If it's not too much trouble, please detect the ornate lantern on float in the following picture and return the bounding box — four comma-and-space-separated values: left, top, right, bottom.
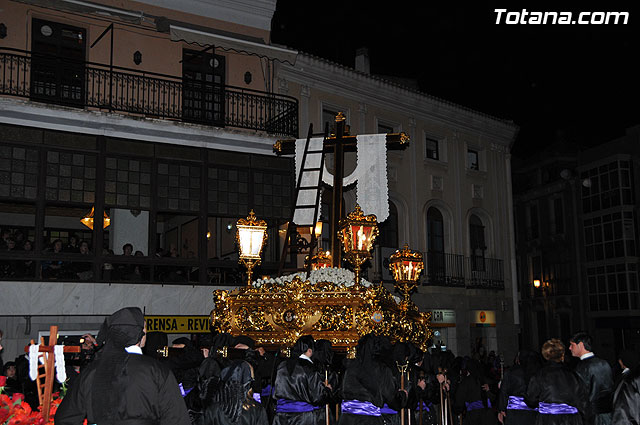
389, 244, 424, 307
338, 204, 379, 285
236, 210, 268, 286
310, 250, 332, 270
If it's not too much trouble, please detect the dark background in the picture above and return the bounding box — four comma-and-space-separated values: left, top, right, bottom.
271, 1, 640, 159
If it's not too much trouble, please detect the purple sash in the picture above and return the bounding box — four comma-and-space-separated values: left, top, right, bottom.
254, 385, 273, 403
507, 396, 536, 411
538, 402, 578, 415
341, 400, 382, 416
276, 398, 320, 413
417, 400, 432, 412
179, 383, 193, 397
465, 399, 491, 411
380, 403, 397, 414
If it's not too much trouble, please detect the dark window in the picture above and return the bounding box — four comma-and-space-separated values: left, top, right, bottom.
426, 138, 439, 160
427, 207, 446, 281
553, 198, 564, 234
528, 204, 539, 239
467, 149, 479, 170
378, 201, 399, 248
31, 18, 86, 106
182, 49, 225, 125
469, 214, 486, 271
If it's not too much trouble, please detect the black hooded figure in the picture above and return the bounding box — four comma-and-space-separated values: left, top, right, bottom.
273, 335, 332, 425
55, 307, 190, 425
337, 334, 408, 425
198, 360, 269, 425
497, 349, 543, 425
453, 358, 499, 425
311, 339, 340, 425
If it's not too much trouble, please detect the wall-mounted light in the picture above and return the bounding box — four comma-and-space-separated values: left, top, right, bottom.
133, 50, 142, 65
244, 71, 252, 84
0, 23, 7, 39
226, 222, 233, 233
533, 279, 541, 288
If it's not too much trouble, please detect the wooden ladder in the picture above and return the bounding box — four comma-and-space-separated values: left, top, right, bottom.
277, 122, 328, 275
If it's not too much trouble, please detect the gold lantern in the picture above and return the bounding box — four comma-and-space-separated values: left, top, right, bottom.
80, 207, 111, 230
310, 250, 332, 270
236, 210, 268, 286
389, 244, 424, 306
338, 204, 379, 285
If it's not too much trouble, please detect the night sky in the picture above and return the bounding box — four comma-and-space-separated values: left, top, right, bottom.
271, 1, 640, 159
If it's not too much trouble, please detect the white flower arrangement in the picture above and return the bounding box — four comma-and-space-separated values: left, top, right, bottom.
252, 267, 373, 288
252, 268, 402, 304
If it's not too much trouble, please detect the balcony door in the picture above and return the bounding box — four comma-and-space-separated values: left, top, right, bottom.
427, 207, 446, 280
182, 49, 225, 126
31, 18, 86, 106
470, 214, 487, 271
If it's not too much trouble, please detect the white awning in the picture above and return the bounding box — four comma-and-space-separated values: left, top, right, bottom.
169, 24, 298, 65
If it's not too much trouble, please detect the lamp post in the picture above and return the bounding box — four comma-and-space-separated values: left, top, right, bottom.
338, 204, 379, 285
532, 279, 551, 340
389, 244, 424, 308
236, 210, 268, 286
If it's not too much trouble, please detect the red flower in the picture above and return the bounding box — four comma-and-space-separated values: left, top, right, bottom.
0, 376, 6, 386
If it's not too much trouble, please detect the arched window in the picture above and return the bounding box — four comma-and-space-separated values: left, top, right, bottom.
427, 207, 444, 253
378, 201, 398, 248
470, 214, 486, 271
426, 207, 446, 283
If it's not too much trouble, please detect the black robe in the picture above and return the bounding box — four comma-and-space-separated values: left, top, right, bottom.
453, 374, 499, 425
337, 359, 407, 425
199, 396, 269, 425
55, 352, 191, 425
573, 356, 614, 425
612, 367, 640, 425
498, 366, 537, 425
273, 357, 332, 425
525, 361, 588, 425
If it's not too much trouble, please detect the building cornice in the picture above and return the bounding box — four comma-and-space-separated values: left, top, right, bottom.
279, 53, 519, 147
130, 0, 276, 31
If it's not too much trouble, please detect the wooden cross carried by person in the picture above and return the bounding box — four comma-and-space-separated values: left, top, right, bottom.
24, 325, 80, 423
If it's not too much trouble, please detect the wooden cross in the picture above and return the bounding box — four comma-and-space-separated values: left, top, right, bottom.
275, 113, 409, 266
24, 325, 81, 423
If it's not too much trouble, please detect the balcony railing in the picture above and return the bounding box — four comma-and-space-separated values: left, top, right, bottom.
0, 47, 298, 138
421, 251, 504, 289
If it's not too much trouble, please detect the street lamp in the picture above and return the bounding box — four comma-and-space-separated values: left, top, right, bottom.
389, 244, 424, 307
338, 204, 379, 285
236, 210, 268, 286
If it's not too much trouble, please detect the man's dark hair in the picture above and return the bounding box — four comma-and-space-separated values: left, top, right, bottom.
570, 331, 592, 352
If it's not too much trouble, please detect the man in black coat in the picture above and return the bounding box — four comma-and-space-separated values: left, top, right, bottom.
569, 332, 614, 425
55, 307, 190, 425
612, 364, 640, 424
273, 335, 333, 425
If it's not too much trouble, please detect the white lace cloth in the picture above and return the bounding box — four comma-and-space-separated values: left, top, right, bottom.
295, 134, 389, 223
28, 344, 67, 383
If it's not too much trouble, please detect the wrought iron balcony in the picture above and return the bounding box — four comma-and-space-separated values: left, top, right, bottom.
0, 48, 298, 138
422, 251, 505, 289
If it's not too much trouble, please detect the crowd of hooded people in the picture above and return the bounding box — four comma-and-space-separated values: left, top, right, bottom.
2, 310, 640, 425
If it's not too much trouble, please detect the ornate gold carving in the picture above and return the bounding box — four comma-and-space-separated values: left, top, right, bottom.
211, 273, 432, 352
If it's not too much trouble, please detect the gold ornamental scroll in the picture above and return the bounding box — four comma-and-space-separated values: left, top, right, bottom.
211, 274, 432, 353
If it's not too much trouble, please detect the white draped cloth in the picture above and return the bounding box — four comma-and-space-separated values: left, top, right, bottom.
28, 344, 67, 383
294, 134, 389, 224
